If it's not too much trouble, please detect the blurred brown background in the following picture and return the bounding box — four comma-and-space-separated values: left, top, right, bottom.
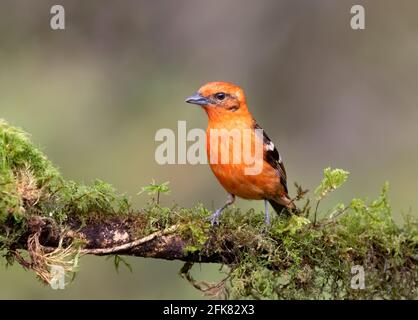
0, 0, 417, 299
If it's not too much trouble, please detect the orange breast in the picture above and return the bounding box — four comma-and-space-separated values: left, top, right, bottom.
209, 162, 281, 199
206, 121, 282, 200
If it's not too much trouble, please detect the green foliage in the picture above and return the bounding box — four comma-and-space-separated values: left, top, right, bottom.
138, 180, 170, 205
181, 220, 210, 254
217, 180, 417, 299
0, 120, 60, 223
315, 168, 349, 200
176, 170, 417, 299
276, 215, 311, 235
311, 167, 350, 224
50, 179, 131, 223
0, 120, 417, 299
0, 120, 131, 255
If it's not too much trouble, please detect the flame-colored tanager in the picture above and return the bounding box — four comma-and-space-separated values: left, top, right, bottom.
186, 82, 295, 225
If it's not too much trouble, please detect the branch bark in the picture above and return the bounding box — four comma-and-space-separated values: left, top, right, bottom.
26, 216, 235, 264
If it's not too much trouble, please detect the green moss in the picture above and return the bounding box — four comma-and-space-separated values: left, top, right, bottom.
180, 220, 210, 254
176, 170, 417, 299
0, 120, 131, 252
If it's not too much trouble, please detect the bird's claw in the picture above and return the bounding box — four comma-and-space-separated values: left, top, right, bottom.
264, 216, 270, 226
209, 217, 219, 226
207, 209, 222, 226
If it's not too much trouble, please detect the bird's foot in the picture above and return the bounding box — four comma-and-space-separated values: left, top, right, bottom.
261, 218, 271, 234
208, 209, 223, 226
264, 213, 270, 226
264, 199, 271, 226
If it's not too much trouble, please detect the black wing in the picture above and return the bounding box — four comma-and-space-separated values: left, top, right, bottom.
254, 123, 288, 193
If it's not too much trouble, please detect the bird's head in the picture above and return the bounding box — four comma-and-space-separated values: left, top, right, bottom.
185, 82, 249, 120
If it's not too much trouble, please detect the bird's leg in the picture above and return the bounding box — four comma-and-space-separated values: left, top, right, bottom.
209, 193, 235, 225
264, 199, 270, 225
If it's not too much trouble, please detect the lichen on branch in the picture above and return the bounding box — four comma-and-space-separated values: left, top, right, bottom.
0, 119, 417, 299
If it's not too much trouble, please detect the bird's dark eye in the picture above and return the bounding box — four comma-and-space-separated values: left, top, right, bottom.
215, 92, 226, 100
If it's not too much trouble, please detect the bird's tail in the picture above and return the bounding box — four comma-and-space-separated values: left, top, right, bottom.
269, 197, 296, 216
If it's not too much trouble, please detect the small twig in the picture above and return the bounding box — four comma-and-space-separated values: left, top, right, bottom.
71, 193, 89, 203
48, 185, 64, 198
320, 207, 349, 227
302, 199, 311, 218
79, 224, 180, 255
313, 200, 321, 226
180, 261, 230, 299
41, 224, 180, 255
12, 250, 32, 269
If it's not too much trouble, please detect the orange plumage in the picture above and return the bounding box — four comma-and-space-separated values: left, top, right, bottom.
186, 81, 294, 224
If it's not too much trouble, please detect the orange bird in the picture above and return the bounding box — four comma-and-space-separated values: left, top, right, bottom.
186, 81, 295, 225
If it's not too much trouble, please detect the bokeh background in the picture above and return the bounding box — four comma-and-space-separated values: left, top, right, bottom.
1, 0, 417, 299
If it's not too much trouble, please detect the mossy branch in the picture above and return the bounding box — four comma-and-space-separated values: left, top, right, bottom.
23, 217, 229, 263
1, 119, 417, 299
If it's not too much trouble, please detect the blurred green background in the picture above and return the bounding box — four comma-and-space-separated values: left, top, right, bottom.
1, 0, 417, 299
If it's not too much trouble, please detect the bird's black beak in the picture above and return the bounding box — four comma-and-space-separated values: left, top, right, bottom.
185, 93, 210, 106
